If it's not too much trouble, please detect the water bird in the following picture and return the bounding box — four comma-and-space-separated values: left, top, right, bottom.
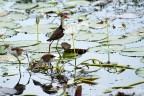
47, 13, 69, 55
37, 53, 55, 73
39, 53, 55, 65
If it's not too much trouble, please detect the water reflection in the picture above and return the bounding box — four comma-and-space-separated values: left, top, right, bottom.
14, 71, 31, 95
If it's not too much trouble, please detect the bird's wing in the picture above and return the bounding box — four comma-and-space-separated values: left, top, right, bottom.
48, 26, 64, 41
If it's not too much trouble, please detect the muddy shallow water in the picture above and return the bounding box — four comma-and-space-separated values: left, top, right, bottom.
0, 0, 144, 96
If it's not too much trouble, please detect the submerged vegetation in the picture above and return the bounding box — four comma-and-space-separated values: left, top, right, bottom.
0, 0, 144, 95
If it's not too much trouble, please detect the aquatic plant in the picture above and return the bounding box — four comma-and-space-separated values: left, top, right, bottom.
36, 16, 40, 43
64, 26, 79, 68
0, 29, 6, 44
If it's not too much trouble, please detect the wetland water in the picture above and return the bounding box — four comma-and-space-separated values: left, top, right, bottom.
0, 0, 144, 96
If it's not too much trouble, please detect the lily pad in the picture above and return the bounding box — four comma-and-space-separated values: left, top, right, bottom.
11, 3, 38, 10
117, 12, 139, 19
0, 21, 21, 29
33, 7, 58, 14
140, 57, 144, 63
2, 29, 17, 38
88, 20, 107, 29
0, 54, 25, 62
69, 13, 88, 20
135, 67, 144, 78
0, 10, 9, 17
99, 35, 142, 45
0, 40, 40, 48
121, 46, 144, 52
15, 24, 57, 34
75, 33, 106, 41
65, 0, 90, 6
120, 46, 144, 57
22, 43, 60, 53
0, 46, 7, 55
0, 86, 16, 95
127, 28, 144, 36
89, 44, 125, 53
8, 11, 29, 21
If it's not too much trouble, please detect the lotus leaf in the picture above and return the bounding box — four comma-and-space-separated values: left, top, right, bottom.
15, 24, 57, 34
135, 67, 144, 78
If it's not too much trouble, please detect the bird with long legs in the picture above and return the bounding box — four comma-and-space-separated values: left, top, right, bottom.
4, 44, 30, 77
47, 13, 69, 58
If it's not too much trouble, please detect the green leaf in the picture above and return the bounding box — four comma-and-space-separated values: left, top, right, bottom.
135, 67, 144, 78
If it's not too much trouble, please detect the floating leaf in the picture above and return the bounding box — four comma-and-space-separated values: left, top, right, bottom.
0, 54, 25, 62
75, 33, 106, 41
117, 12, 139, 19
69, 13, 88, 20
64, 0, 90, 6
33, 7, 58, 14
120, 46, 144, 57
88, 20, 107, 29
0, 21, 21, 29
2, 40, 40, 48
127, 28, 144, 36
135, 67, 144, 78
89, 44, 125, 53
22, 43, 59, 53
2, 28, 17, 38
15, 24, 57, 34
62, 52, 78, 59
140, 57, 144, 63
0, 45, 7, 55
11, 3, 38, 10
99, 35, 142, 45
0, 10, 9, 17
0, 87, 16, 95
9, 11, 28, 21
